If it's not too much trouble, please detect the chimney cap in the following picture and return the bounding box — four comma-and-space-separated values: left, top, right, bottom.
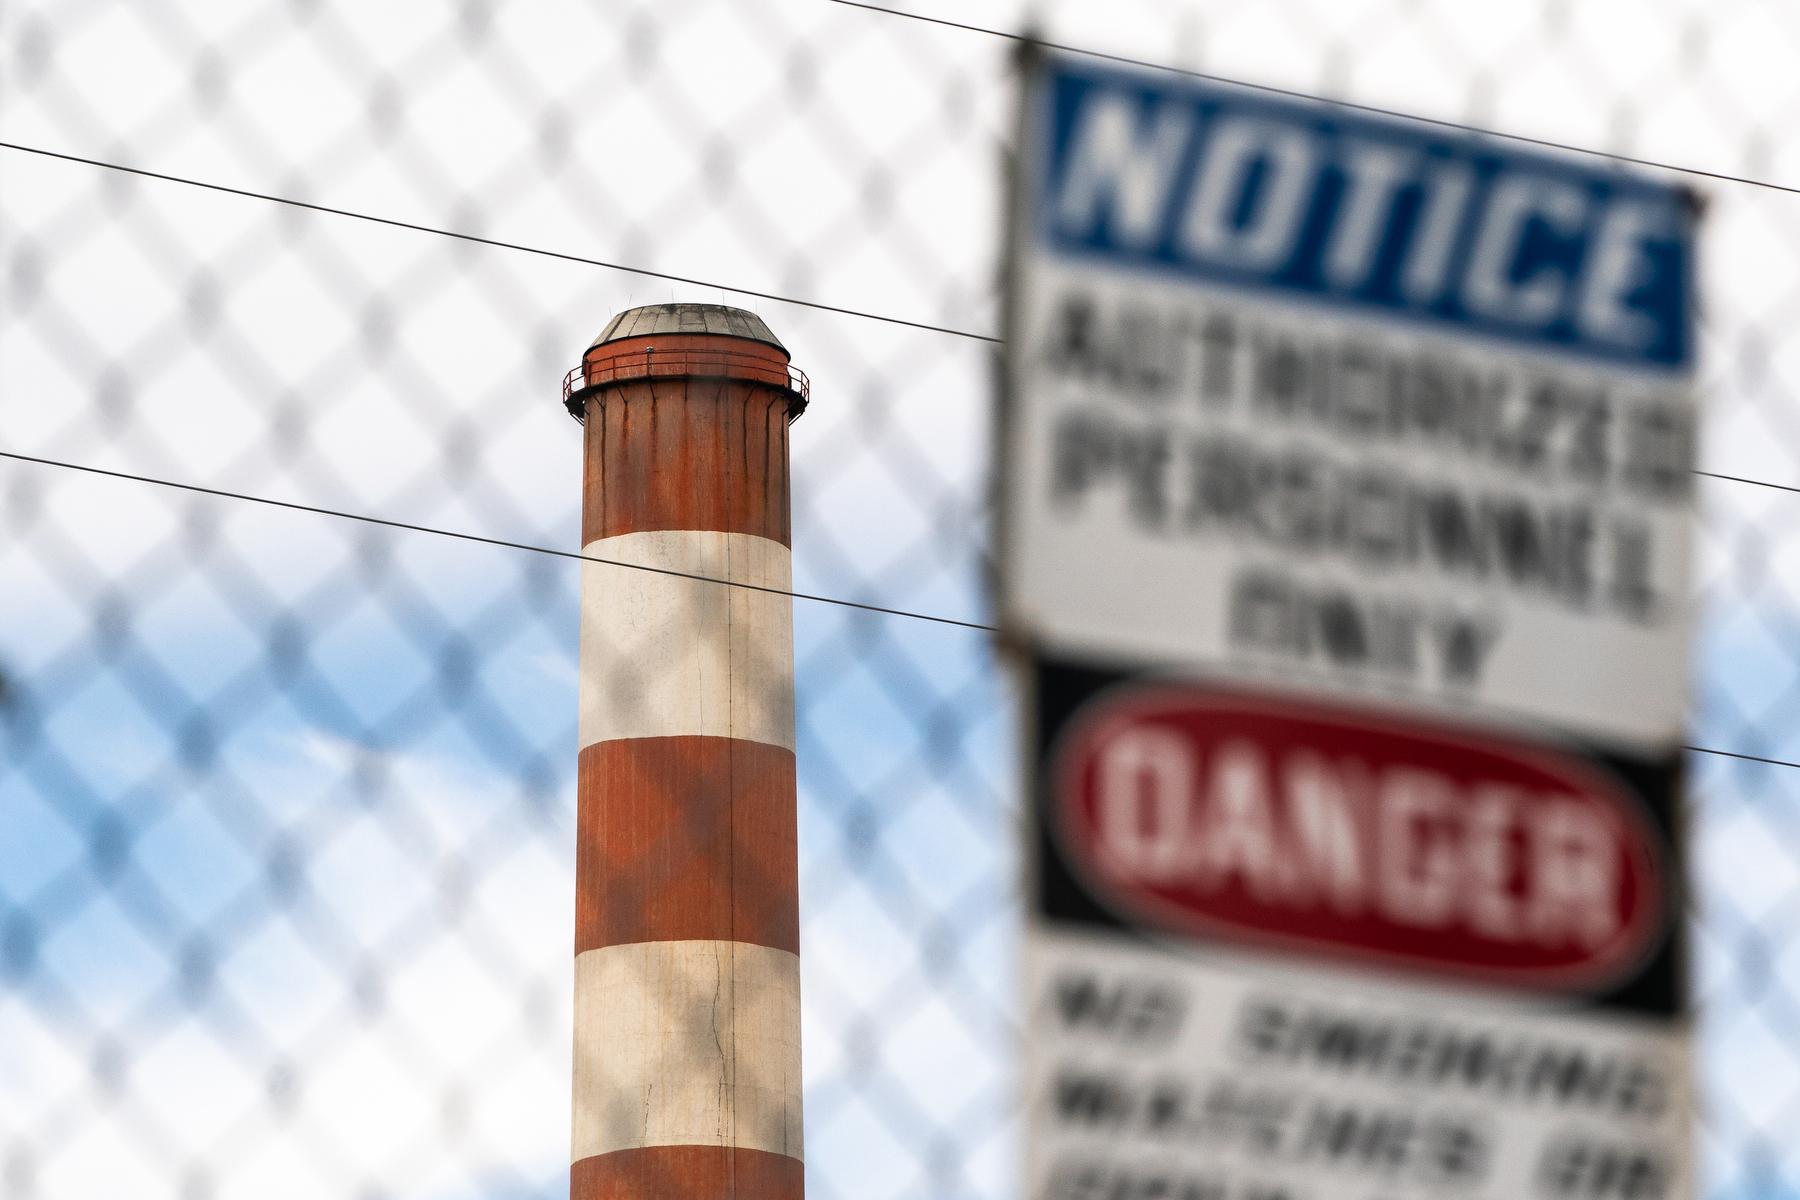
590, 303, 787, 353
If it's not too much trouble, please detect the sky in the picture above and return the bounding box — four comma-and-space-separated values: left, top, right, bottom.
3, 0, 1800, 1197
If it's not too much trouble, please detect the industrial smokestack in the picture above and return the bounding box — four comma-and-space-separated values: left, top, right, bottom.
564, 304, 809, 1198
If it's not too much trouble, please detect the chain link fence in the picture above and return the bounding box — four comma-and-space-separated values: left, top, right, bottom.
1, 1, 1797, 1197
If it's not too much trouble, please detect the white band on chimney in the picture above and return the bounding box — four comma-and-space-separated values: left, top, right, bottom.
578, 530, 795, 751
571, 939, 804, 1162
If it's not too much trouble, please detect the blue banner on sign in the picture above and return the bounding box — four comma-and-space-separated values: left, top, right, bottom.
1032, 56, 1695, 371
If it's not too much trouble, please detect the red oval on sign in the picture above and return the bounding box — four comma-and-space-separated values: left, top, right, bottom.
1055, 687, 1665, 992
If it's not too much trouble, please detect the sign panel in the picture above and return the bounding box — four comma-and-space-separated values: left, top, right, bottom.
1025, 660, 1688, 1200
1001, 50, 1699, 748
1002, 47, 1699, 1200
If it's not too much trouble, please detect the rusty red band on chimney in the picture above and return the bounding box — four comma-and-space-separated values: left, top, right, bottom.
566, 303, 806, 1199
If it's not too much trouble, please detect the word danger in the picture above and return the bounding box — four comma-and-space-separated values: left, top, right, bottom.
1037, 62, 1693, 369
1055, 687, 1662, 990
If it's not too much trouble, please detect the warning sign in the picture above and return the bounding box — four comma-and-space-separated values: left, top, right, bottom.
1025, 931, 1690, 1200
1026, 660, 1689, 1200
1001, 47, 1698, 1200
1048, 680, 1671, 994
1000, 49, 1699, 748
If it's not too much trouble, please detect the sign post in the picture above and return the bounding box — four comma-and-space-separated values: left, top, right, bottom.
1001, 46, 1699, 1200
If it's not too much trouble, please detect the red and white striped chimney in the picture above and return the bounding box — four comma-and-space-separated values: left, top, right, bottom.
564, 304, 808, 1199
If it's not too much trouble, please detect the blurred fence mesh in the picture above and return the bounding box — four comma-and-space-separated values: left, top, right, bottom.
2, 1, 1798, 1198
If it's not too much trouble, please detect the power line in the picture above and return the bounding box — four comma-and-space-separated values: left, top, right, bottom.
1686, 744, 1800, 771
12, 134, 1800, 485
6, 142, 1800, 501
825, 0, 1800, 199
0, 141, 1001, 346
5, 447, 1797, 771
1696, 469, 1800, 496
7, 441, 1795, 628
0, 449, 995, 633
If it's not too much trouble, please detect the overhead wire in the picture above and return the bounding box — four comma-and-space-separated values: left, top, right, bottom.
0, 449, 994, 633
9, 139, 1800, 501
3, 447, 1794, 771
0, 141, 1000, 346
822, 0, 1800, 198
